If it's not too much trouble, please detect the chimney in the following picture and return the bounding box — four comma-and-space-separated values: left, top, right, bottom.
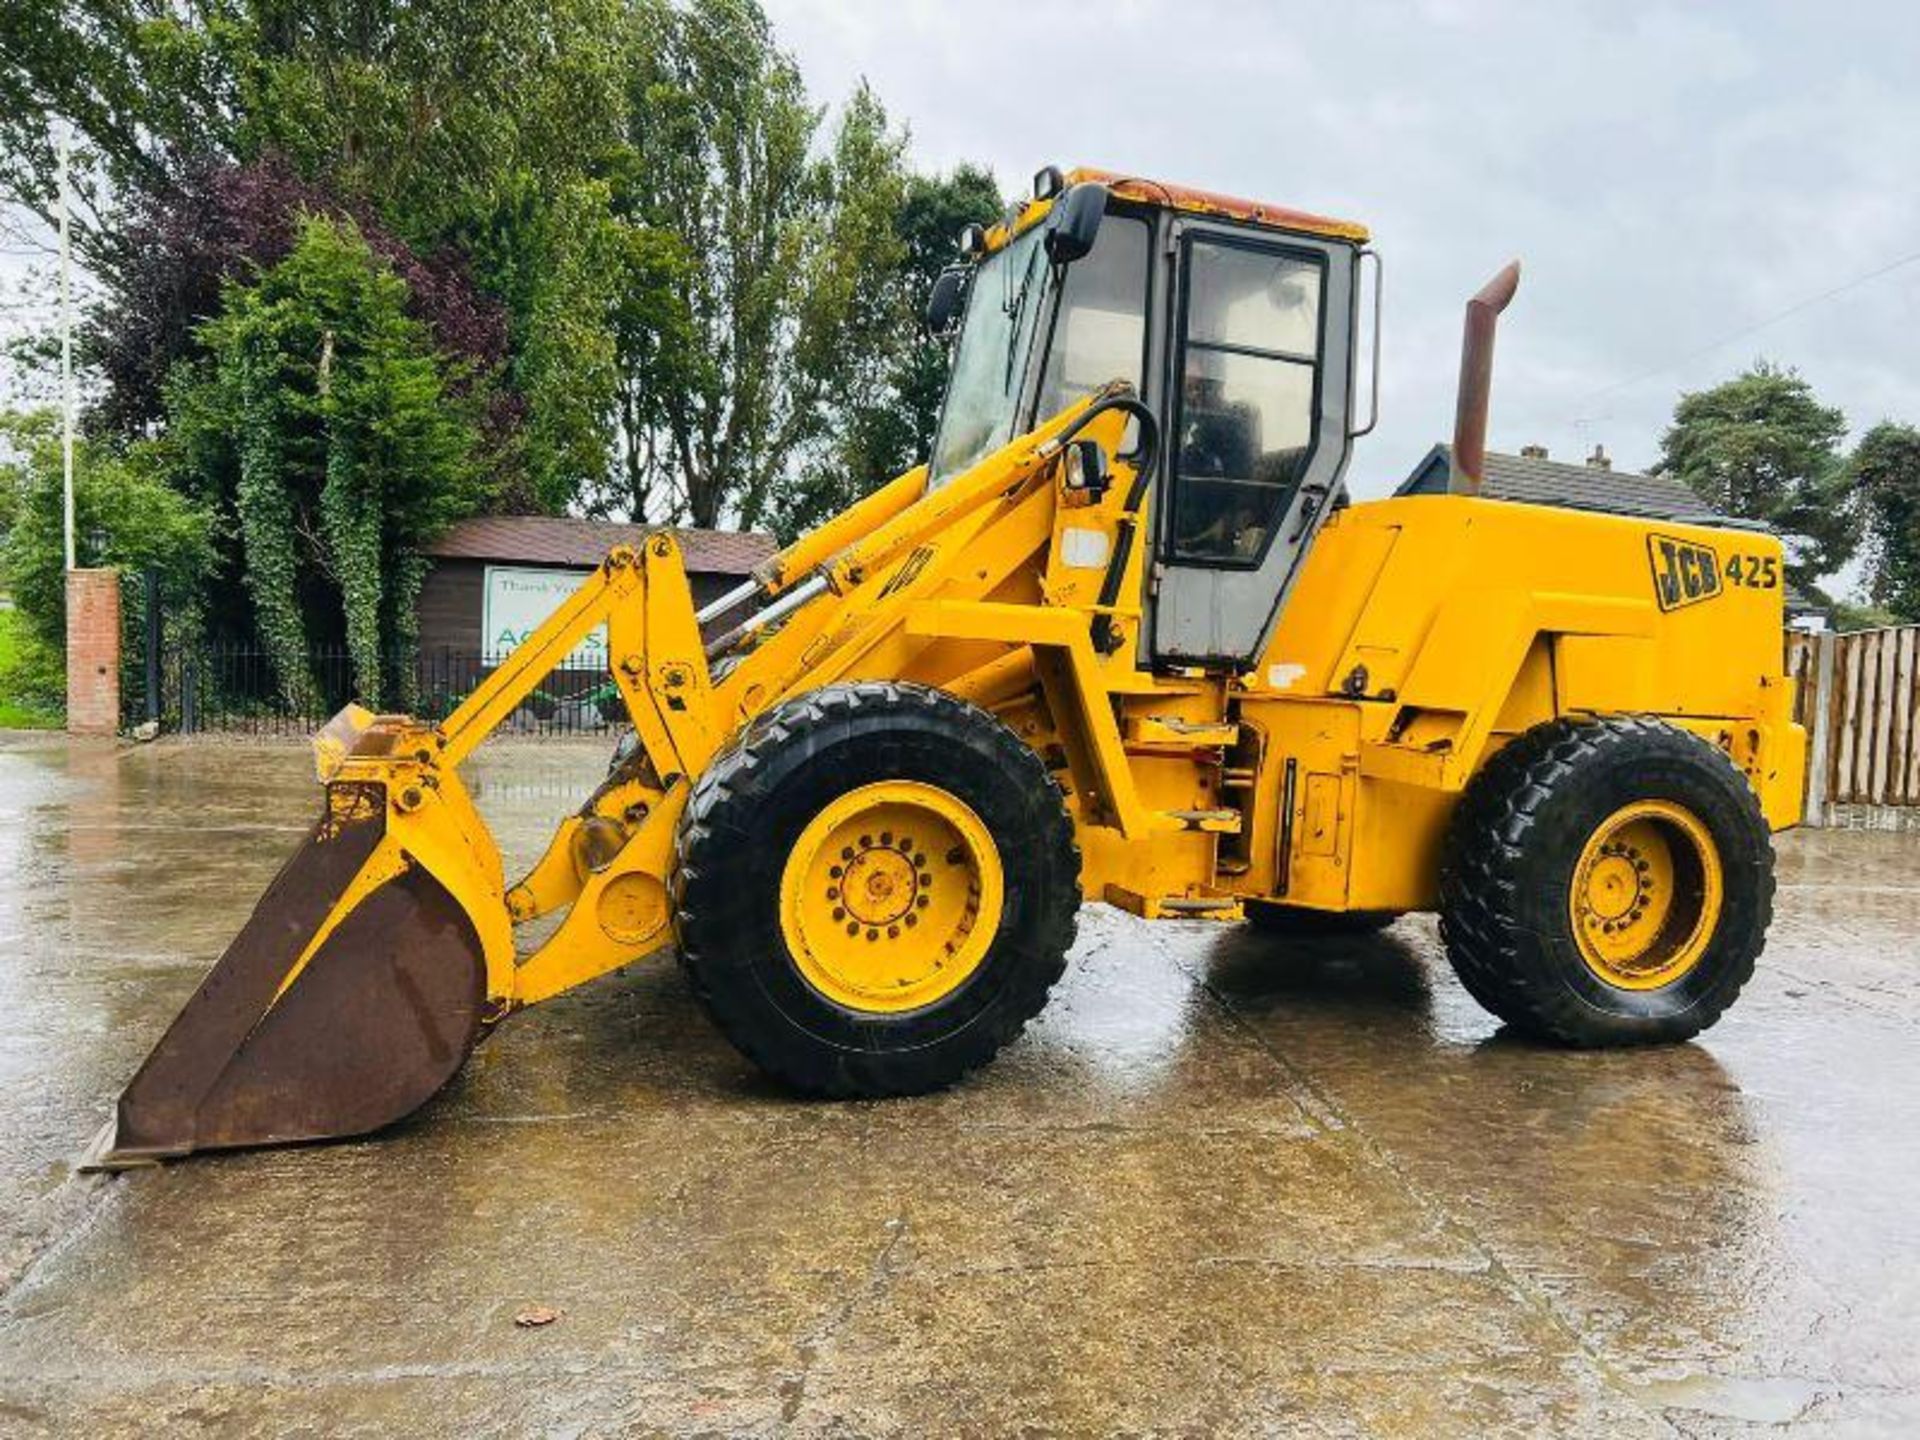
1586, 444, 1612, 471
1519, 443, 1548, 460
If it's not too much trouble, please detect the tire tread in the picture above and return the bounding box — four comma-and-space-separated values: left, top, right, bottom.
673, 681, 1079, 1097
1437, 715, 1774, 1045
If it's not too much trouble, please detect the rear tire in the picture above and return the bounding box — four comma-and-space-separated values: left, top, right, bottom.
1438, 715, 1773, 1046
1244, 902, 1397, 937
674, 682, 1080, 1097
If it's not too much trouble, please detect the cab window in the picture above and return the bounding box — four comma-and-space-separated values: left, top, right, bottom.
1170, 238, 1322, 564
1033, 213, 1151, 422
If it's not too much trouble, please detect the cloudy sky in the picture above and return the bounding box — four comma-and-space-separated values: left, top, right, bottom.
766, 0, 1920, 534
6, 2, 1915, 596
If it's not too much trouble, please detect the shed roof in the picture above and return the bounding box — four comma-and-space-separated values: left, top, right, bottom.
425, 516, 775, 575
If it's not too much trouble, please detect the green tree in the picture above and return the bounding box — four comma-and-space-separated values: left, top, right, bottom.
1, 0, 628, 256
0, 1, 244, 250
617, 0, 910, 528
454, 170, 682, 516
891, 167, 1005, 460
1848, 421, 1920, 621
5, 0, 646, 524
8, 0, 990, 551
1, 408, 212, 657
764, 164, 1003, 541
186, 215, 487, 704
235, 0, 631, 244
1657, 361, 1858, 589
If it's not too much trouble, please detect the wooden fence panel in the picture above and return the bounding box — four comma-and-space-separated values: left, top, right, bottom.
1894, 628, 1916, 802
1907, 628, 1920, 804
1872, 631, 1898, 800
1785, 632, 1818, 729
1835, 633, 1862, 802
1812, 624, 1920, 813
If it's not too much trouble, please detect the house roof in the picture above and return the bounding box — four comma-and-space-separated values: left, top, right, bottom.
425, 516, 775, 576
1399, 444, 1744, 525
1397, 444, 1825, 616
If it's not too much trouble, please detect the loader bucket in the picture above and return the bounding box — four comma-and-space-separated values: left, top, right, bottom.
82, 781, 488, 1168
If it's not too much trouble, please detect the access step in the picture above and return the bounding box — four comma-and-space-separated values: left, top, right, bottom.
1103, 885, 1244, 922
1161, 807, 1242, 834
1124, 715, 1240, 749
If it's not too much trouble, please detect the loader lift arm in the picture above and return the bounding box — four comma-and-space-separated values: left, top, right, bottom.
86, 387, 1151, 1167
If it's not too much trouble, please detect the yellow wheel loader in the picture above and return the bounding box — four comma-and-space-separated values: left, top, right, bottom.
87, 165, 1804, 1166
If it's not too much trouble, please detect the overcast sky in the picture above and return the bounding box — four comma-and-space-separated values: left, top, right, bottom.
6, 2, 1915, 597
766, 0, 1920, 533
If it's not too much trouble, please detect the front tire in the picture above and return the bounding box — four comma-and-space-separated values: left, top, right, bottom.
1438, 716, 1773, 1046
674, 682, 1080, 1097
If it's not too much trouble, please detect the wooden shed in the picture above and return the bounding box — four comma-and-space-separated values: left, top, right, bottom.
417, 516, 775, 657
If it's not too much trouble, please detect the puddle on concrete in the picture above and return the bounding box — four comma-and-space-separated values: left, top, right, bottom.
1633, 1372, 1832, 1424
0, 738, 1915, 1432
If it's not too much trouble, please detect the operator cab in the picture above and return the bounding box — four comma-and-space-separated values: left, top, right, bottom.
926, 165, 1376, 670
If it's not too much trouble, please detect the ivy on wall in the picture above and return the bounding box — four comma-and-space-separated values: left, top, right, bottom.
191, 215, 489, 707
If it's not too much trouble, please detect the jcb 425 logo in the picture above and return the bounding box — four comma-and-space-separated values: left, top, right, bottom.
1647, 534, 1721, 612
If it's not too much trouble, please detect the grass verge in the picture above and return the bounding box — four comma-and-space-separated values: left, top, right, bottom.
0, 606, 63, 730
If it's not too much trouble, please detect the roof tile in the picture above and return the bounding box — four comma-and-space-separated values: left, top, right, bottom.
425, 516, 775, 575
1396, 445, 1825, 615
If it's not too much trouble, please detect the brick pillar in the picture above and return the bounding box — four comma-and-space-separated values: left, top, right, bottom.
65, 568, 121, 737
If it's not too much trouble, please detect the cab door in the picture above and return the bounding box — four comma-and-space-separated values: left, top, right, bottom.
1148, 223, 1358, 667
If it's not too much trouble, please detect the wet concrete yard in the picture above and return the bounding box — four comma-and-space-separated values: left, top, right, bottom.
1, 733, 1917, 1435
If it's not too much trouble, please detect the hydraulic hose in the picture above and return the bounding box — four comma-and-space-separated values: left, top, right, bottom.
1049, 394, 1161, 654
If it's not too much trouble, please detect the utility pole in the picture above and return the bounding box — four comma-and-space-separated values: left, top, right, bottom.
58, 123, 75, 571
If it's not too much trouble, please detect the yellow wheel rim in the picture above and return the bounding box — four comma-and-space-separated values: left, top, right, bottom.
1569, 799, 1724, 990
779, 781, 1005, 1013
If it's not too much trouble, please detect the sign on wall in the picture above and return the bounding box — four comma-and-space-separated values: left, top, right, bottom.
482, 566, 608, 669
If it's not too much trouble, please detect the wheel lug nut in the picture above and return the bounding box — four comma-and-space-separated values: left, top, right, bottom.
833, 907, 846, 921
866, 928, 879, 942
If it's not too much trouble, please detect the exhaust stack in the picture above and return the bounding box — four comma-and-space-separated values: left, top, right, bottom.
1448, 261, 1522, 496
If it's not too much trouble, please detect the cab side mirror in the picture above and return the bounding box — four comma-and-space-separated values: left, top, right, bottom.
925, 265, 968, 338
1044, 182, 1109, 266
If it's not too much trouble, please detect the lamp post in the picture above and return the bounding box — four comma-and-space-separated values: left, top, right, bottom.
58, 123, 75, 571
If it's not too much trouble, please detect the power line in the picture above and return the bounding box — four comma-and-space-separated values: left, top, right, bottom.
1566, 242, 1920, 422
